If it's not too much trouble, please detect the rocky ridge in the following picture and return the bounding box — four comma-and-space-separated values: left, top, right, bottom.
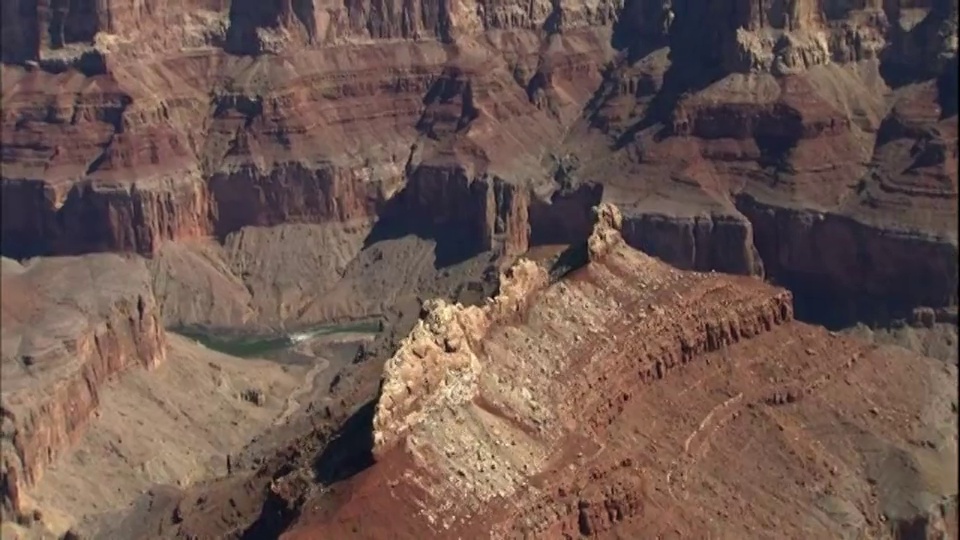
372, 203, 624, 457
0, 255, 166, 519
283, 203, 958, 539
373, 258, 550, 456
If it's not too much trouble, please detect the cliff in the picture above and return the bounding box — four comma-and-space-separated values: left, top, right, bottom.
372, 203, 627, 455
0, 254, 166, 517
0, 0, 957, 324
284, 203, 958, 539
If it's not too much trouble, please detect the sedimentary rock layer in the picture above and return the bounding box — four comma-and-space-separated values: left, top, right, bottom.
0, 255, 166, 515
1, 1, 957, 317
283, 203, 958, 539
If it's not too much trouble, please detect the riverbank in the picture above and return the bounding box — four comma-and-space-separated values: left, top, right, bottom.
171, 319, 382, 359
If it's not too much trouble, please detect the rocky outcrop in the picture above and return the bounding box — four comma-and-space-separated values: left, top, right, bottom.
0, 255, 166, 516
586, 202, 624, 260
286, 201, 956, 540
372, 255, 549, 455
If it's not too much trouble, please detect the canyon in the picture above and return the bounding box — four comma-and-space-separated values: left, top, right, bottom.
0, 0, 957, 538
54, 203, 955, 539
1, 0, 956, 324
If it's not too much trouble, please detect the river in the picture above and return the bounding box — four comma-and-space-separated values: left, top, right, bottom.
172, 320, 381, 359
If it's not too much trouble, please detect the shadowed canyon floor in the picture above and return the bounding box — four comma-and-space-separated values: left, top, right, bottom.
1, 0, 958, 538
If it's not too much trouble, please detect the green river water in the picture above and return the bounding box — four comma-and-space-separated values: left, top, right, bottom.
173, 320, 381, 358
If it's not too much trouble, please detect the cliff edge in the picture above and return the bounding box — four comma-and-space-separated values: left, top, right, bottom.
0, 255, 166, 519
285, 203, 958, 538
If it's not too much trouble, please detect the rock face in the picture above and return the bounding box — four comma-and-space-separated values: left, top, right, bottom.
283, 203, 958, 539
739, 194, 959, 322
373, 257, 549, 455
1, 0, 956, 324
0, 255, 166, 517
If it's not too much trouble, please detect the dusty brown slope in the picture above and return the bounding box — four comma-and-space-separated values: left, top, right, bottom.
0, 253, 366, 539
0, 255, 165, 517
283, 204, 958, 540
17, 333, 305, 539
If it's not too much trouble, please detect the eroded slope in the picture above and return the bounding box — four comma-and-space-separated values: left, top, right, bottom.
0, 255, 165, 520
284, 204, 958, 539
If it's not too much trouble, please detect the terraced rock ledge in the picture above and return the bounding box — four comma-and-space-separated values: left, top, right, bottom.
283, 204, 958, 539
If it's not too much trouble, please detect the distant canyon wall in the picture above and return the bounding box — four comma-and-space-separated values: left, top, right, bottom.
4, 166, 954, 322
1, 0, 956, 320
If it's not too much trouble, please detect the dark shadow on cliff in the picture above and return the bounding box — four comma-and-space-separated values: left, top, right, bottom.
361, 189, 487, 269
312, 400, 376, 485
608, 11, 730, 150
238, 401, 376, 538
778, 275, 917, 330
610, 59, 724, 150
0, 236, 45, 261
363, 214, 485, 269
239, 485, 300, 540
35, 49, 108, 76
935, 56, 958, 119
547, 240, 590, 282
878, 7, 956, 94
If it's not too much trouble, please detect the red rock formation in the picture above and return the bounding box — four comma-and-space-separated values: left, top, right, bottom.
209, 163, 385, 238
528, 183, 604, 247
0, 0, 956, 320
738, 194, 959, 321
279, 203, 957, 540
620, 210, 763, 275
389, 164, 532, 256
0, 255, 166, 516
1, 177, 211, 258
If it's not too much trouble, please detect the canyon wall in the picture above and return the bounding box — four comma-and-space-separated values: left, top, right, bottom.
739, 195, 958, 322
0, 255, 166, 517
1, 0, 957, 324
619, 210, 763, 276
0, 177, 211, 259
384, 164, 533, 256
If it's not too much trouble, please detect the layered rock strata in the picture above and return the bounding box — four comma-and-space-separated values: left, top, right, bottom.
284, 203, 958, 539
0, 255, 166, 516
1, 1, 957, 320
